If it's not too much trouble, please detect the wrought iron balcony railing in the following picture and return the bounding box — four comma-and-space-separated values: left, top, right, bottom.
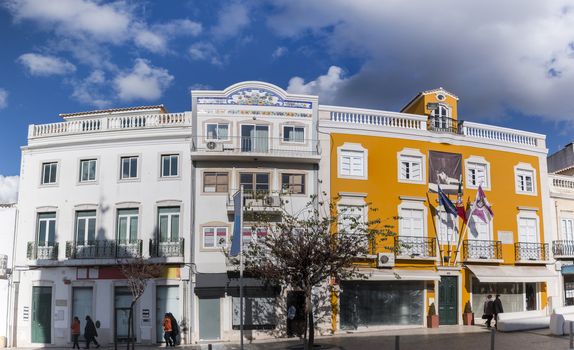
65, 240, 143, 259
149, 238, 185, 258
395, 236, 436, 258
515, 242, 548, 261
27, 242, 58, 260
553, 240, 574, 257
463, 240, 502, 261
427, 116, 462, 134
192, 136, 320, 158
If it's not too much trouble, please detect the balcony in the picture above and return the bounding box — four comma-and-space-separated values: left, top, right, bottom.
463, 240, 502, 262
549, 175, 574, 197
427, 116, 461, 134
515, 242, 549, 263
65, 240, 143, 259
553, 240, 574, 258
226, 190, 283, 214
149, 238, 184, 258
395, 236, 436, 260
191, 136, 321, 163
27, 242, 58, 260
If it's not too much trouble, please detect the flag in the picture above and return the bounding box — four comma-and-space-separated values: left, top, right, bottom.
455, 179, 467, 222
438, 185, 458, 217
471, 185, 494, 223
230, 190, 243, 257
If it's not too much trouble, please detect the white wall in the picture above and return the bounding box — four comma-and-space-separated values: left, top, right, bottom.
0, 205, 16, 340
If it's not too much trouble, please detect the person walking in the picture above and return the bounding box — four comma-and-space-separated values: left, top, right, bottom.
162, 313, 173, 347
493, 294, 504, 329
168, 313, 179, 346
71, 316, 81, 349
84, 316, 100, 349
483, 294, 494, 328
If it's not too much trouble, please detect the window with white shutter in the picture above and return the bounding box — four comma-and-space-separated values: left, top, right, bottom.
400, 208, 424, 237
339, 149, 365, 178
400, 155, 422, 181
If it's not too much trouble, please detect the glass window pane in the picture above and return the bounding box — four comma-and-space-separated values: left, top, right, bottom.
122, 158, 130, 179
38, 221, 47, 245
50, 163, 57, 182
218, 124, 229, 139
170, 155, 178, 176
48, 220, 56, 244
88, 218, 96, 242
171, 214, 179, 240
206, 124, 217, 139
89, 160, 96, 180
77, 218, 86, 244
159, 216, 168, 242
130, 216, 138, 242
204, 228, 214, 248
130, 158, 137, 178
118, 217, 127, 241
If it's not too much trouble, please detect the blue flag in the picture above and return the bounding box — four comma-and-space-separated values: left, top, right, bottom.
438, 185, 458, 217
230, 191, 242, 257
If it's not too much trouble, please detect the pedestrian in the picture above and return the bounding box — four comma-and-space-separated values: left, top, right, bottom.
162, 313, 173, 347
84, 316, 100, 349
483, 294, 494, 328
168, 313, 179, 346
71, 316, 81, 349
493, 294, 504, 329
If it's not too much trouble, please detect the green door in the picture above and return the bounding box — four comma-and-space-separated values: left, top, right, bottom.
439, 276, 458, 325
32, 286, 52, 343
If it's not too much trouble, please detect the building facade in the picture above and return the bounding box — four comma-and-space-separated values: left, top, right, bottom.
13, 106, 192, 347
320, 88, 557, 330
0, 203, 17, 346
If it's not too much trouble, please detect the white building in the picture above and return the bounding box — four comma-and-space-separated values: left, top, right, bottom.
13, 106, 192, 347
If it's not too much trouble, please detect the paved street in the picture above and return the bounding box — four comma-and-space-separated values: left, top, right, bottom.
11, 326, 574, 350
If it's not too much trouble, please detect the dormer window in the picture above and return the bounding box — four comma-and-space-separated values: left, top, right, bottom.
430, 104, 453, 132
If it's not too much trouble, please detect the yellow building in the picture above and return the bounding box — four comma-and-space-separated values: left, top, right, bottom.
320, 88, 556, 330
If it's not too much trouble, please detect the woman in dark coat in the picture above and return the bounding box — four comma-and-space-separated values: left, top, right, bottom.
483, 295, 495, 328
493, 295, 504, 329
84, 316, 100, 349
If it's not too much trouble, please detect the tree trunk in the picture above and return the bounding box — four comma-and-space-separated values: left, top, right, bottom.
127, 300, 136, 350
304, 290, 314, 350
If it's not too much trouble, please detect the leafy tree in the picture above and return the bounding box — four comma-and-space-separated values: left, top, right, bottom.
119, 258, 164, 350
237, 192, 395, 350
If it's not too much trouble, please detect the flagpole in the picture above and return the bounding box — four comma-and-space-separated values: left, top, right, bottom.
453, 204, 475, 265
239, 186, 244, 350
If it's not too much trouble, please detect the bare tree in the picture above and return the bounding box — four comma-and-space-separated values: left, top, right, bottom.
238, 193, 395, 350
119, 258, 164, 350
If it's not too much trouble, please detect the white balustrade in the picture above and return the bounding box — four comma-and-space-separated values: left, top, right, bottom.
29, 112, 189, 138
551, 175, 574, 190
461, 122, 541, 147
329, 109, 426, 130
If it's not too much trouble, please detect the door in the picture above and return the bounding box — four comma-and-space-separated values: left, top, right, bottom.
241, 125, 269, 152
286, 291, 306, 336
72, 287, 93, 340
198, 298, 220, 340
439, 276, 458, 325
32, 286, 52, 343
518, 217, 538, 243
115, 287, 133, 342
156, 286, 180, 343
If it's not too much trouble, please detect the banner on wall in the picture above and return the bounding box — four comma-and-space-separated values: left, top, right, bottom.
429, 150, 462, 194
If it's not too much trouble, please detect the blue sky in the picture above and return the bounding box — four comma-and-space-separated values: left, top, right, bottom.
1, 0, 574, 202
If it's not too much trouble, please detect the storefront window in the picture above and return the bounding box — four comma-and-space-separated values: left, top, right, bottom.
232, 296, 276, 330
340, 281, 424, 329
471, 279, 525, 313
565, 277, 574, 306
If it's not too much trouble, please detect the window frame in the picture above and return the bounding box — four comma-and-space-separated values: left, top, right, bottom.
36, 212, 56, 246
41, 161, 59, 185
282, 125, 305, 143
157, 207, 180, 242
514, 163, 536, 195
205, 123, 230, 141
281, 173, 306, 195
203, 171, 230, 193
465, 156, 491, 190
337, 143, 368, 180
398, 199, 428, 238
561, 215, 574, 241
116, 208, 139, 243
79, 159, 98, 183
516, 210, 540, 244
202, 226, 228, 249
160, 154, 180, 178
75, 210, 97, 246
397, 148, 425, 184
119, 155, 140, 181
239, 172, 270, 194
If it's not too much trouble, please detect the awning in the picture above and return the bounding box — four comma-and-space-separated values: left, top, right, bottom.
561, 264, 574, 275
356, 268, 441, 281
466, 265, 556, 283
194, 273, 278, 297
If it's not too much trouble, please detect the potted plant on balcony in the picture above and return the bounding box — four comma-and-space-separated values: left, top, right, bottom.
463, 301, 474, 325
427, 303, 439, 328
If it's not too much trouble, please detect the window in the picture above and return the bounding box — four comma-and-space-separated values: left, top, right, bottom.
203, 227, 227, 248
206, 123, 229, 140
79, 159, 97, 182
232, 295, 276, 330
161, 154, 179, 177
437, 210, 457, 244
120, 156, 138, 179
37, 212, 56, 246
516, 169, 534, 193
283, 126, 305, 143
240, 173, 270, 193
518, 217, 538, 243
281, 174, 305, 194
203, 172, 229, 193
562, 218, 574, 241
75, 211, 96, 245
465, 157, 490, 189
158, 207, 180, 242
117, 209, 138, 243
242, 226, 268, 248
399, 208, 424, 237
339, 150, 365, 177
338, 205, 365, 235
41, 162, 58, 184
399, 155, 422, 181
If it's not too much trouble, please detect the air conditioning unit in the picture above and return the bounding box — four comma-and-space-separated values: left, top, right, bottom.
265, 195, 281, 207
206, 141, 224, 151
377, 252, 395, 268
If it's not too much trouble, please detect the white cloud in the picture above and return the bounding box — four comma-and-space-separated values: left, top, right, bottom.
211, 1, 250, 39
18, 53, 76, 76
114, 59, 174, 101
0, 176, 19, 204
287, 66, 347, 103
155, 19, 202, 37
189, 83, 213, 91
70, 70, 111, 108
270, 1, 574, 122
272, 46, 288, 59
188, 42, 224, 66
0, 89, 7, 109
134, 30, 167, 54
134, 19, 203, 54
